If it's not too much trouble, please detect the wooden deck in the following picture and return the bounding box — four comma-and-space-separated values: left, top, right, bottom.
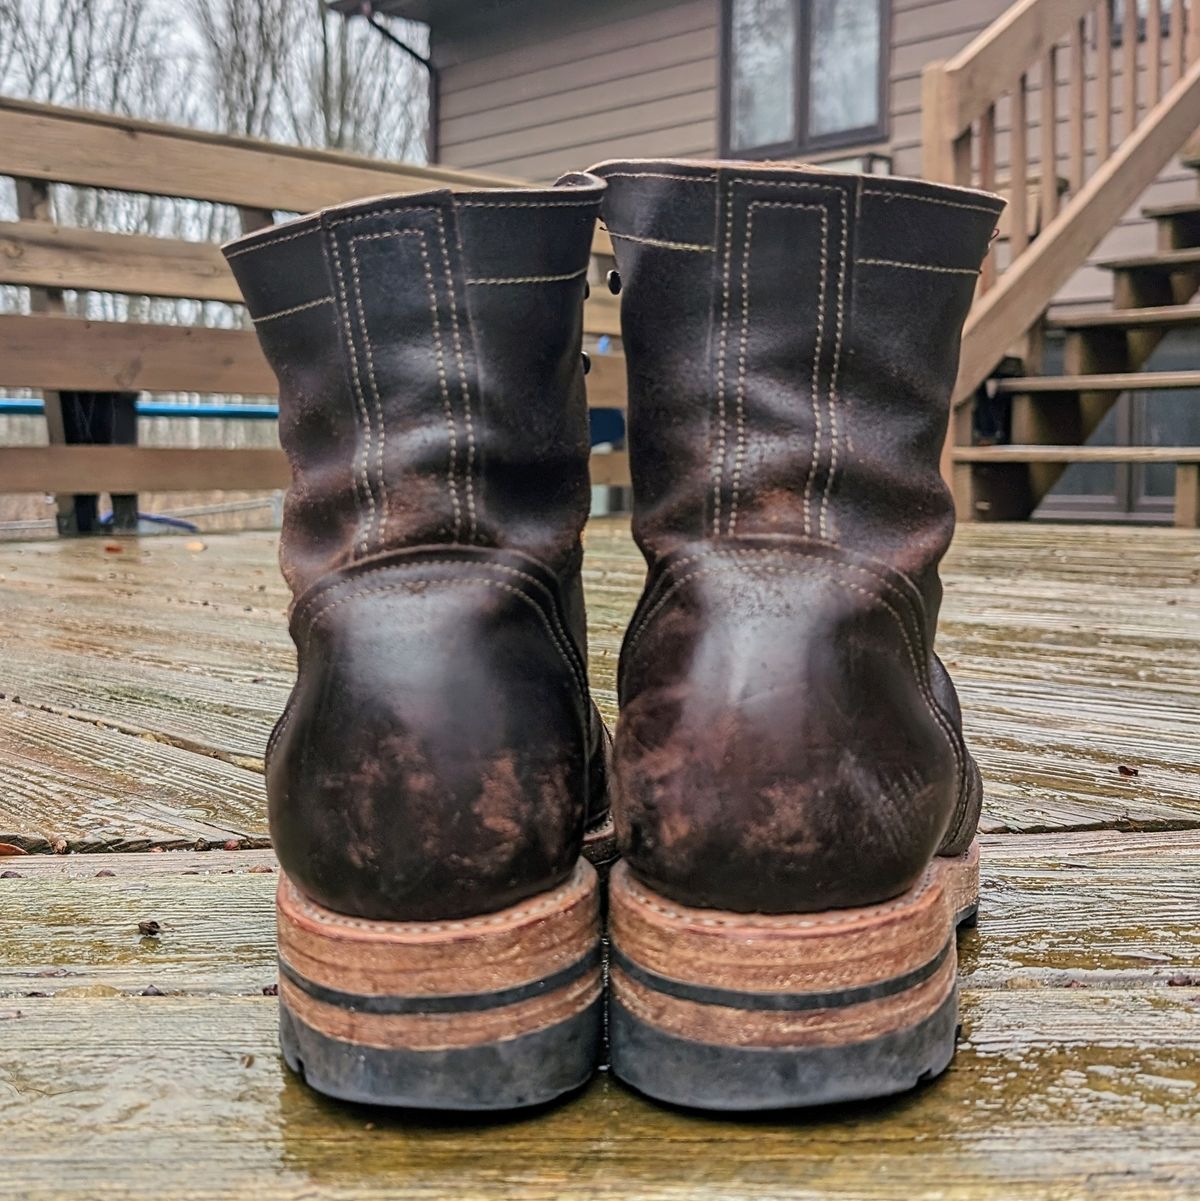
1, 518, 1199, 1199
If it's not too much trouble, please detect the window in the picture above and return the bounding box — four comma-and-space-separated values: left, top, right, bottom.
721, 0, 889, 157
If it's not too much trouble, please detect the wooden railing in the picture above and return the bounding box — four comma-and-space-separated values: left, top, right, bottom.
923, 0, 1200, 413
0, 97, 628, 532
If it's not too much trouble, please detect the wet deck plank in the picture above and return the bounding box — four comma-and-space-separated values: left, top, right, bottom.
5, 831, 1200, 997
0, 519, 1196, 847
1, 991, 1199, 1200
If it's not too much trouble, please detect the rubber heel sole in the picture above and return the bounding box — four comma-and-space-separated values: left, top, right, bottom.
608, 840, 980, 1111
276, 859, 603, 1110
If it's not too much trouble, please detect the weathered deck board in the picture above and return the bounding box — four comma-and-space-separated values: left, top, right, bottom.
6, 832, 1200, 996
0, 701, 267, 851
2, 992, 1200, 1200
0, 520, 1196, 847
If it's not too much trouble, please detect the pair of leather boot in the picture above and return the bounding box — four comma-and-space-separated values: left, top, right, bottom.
225, 159, 1002, 1112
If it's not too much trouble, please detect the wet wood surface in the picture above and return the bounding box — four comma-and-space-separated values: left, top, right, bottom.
0, 519, 1199, 1197
0, 519, 1197, 846
5, 831, 1200, 999
2, 990, 1200, 1200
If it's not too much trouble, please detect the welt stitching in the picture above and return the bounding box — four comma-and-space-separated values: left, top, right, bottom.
433, 210, 478, 542
860, 187, 1003, 216
326, 228, 374, 556
620, 863, 935, 929
607, 230, 715, 253
857, 258, 979, 277
225, 225, 317, 259
465, 266, 588, 285
250, 296, 333, 324
823, 188, 849, 542
713, 179, 735, 536
282, 862, 588, 934
349, 230, 428, 548
299, 576, 587, 705
623, 557, 962, 784
292, 560, 587, 699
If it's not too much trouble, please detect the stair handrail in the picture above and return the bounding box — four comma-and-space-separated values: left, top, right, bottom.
922, 0, 1200, 407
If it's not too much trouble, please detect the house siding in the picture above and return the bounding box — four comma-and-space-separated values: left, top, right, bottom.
432, 0, 1198, 309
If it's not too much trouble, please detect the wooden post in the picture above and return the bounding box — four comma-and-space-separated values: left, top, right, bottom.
1176, 463, 1200, 527
1069, 18, 1086, 192
1041, 47, 1060, 226
921, 62, 971, 185
14, 179, 91, 535
1124, 0, 1140, 137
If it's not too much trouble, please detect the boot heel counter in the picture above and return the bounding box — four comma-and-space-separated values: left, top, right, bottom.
615, 552, 960, 913
269, 565, 590, 921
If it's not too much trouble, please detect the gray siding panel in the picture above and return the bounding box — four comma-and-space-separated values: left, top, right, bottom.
435, 0, 718, 181
434, 0, 1192, 307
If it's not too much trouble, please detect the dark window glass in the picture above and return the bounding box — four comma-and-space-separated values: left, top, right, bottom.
729, 0, 798, 152
723, 0, 887, 156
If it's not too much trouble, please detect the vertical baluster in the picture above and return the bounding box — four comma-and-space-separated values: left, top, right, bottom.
1124, 0, 1139, 136
1148, 0, 1163, 100
1011, 76, 1029, 258
979, 104, 997, 292
1098, 0, 1113, 159
1041, 47, 1059, 226
1190, 0, 1200, 63
1168, 0, 1185, 82
1070, 18, 1086, 190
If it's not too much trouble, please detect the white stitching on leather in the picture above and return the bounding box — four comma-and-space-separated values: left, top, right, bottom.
290, 559, 588, 701
225, 225, 317, 258
713, 179, 735, 536
301, 574, 587, 704
326, 229, 375, 556
251, 296, 333, 324
597, 172, 719, 183
728, 201, 827, 537
455, 199, 601, 208
433, 210, 478, 543
465, 266, 588, 285
350, 224, 463, 543
822, 187, 850, 542
860, 187, 1002, 216
857, 258, 979, 277
607, 230, 715, 253
350, 231, 429, 547
723, 180, 846, 539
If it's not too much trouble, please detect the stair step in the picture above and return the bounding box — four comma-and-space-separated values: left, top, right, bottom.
1141, 200, 1200, 221
953, 445, 1200, 463
1046, 303, 1200, 330
1096, 246, 1200, 272
993, 371, 1200, 394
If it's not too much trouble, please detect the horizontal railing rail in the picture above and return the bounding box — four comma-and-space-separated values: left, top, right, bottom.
0, 97, 626, 529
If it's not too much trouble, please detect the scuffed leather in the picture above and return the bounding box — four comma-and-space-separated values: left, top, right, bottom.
224, 177, 610, 921
591, 159, 1003, 914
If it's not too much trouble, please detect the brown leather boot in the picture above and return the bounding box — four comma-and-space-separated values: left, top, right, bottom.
223, 175, 611, 1109
589, 159, 1003, 1110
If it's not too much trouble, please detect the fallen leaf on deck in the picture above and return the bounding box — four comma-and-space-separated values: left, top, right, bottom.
1117, 764, 1140, 777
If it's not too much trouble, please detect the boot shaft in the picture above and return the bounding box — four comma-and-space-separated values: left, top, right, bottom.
591, 161, 1001, 612
224, 177, 603, 598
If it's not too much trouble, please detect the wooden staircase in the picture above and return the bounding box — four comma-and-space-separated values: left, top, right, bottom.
922, 0, 1200, 527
